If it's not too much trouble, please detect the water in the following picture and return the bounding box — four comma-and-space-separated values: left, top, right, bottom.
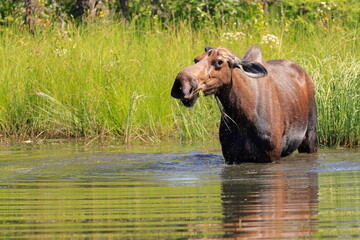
0, 141, 359, 239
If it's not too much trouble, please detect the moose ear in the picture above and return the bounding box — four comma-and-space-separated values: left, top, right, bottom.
205, 46, 213, 52
232, 58, 268, 78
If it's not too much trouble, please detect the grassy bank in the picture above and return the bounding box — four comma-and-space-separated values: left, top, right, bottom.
0, 20, 358, 146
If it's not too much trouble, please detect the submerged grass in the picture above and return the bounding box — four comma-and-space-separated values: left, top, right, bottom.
0, 21, 358, 146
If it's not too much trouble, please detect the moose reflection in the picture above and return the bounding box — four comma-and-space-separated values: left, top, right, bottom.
220, 155, 319, 239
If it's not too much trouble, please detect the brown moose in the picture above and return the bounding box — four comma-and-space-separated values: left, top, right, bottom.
171, 46, 317, 163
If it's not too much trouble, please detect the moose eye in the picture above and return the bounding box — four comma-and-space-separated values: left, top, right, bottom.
212, 59, 224, 68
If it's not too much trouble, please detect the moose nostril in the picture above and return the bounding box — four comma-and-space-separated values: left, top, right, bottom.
184, 81, 198, 99
184, 87, 193, 99
171, 80, 184, 99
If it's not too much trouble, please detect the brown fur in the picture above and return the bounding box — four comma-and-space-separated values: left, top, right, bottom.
171, 46, 317, 163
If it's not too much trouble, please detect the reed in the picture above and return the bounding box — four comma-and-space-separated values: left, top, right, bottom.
0, 20, 358, 146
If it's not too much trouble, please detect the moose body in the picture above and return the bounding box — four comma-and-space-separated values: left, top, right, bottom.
171, 46, 317, 163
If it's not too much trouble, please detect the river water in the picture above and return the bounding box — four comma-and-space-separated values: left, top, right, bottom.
0, 141, 359, 239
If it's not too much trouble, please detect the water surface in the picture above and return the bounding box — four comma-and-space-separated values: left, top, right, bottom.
0, 142, 359, 239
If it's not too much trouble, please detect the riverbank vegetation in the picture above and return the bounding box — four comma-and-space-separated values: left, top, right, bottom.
0, 0, 359, 146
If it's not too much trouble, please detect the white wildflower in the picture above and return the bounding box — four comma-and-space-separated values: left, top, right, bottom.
261, 34, 280, 49
222, 32, 246, 43
54, 47, 67, 57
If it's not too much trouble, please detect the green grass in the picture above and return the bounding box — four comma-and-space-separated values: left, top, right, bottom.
0, 20, 358, 146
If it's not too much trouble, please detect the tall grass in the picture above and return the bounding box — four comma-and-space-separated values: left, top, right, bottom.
0, 20, 358, 146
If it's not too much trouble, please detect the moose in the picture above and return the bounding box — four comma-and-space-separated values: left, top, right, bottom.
171, 46, 317, 163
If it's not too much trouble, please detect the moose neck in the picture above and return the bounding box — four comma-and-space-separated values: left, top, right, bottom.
216, 68, 257, 125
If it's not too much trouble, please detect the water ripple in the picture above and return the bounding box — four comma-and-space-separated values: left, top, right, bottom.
0, 145, 359, 239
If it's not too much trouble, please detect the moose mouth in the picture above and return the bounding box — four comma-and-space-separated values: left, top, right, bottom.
181, 92, 200, 107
